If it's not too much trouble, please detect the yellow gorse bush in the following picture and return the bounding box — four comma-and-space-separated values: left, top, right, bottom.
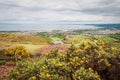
8, 40, 120, 80
3, 46, 30, 60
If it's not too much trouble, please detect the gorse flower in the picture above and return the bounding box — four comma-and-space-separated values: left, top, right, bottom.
57, 63, 62, 67
84, 45, 89, 50
31, 76, 36, 80
111, 47, 117, 51
107, 63, 111, 67
46, 73, 51, 78
80, 60, 84, 63
88, 68, 92, 71
42, 66, 45, 69
99, 46, 103, 50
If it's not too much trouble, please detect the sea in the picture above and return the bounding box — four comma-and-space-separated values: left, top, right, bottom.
0, 23, 120, 31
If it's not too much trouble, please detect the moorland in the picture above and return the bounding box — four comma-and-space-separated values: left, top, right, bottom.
0, 27, 120, 80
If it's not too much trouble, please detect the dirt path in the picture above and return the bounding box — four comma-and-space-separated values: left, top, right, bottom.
0, 63, 15, 79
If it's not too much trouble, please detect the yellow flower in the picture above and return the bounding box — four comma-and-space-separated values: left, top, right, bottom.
83, 41, 87, 46
31, 76, 36, 80
67, 62, 70, 65
70, 54, 72, 56
102, 41, 104, 45
82, 72, 86, 76
75, 57, 79, 60
75, 49, 80, 53
99, 46, 103, 50
45, 53, 49, 56
62, 54, 65, 58
46, 73, 51, 78
80, 60, 84, 63
111, 47, 117, 51
99, 59, 104, 63
82, 57, 86, 60
84, 46, 89, 50
88, 68, 92, 71
53, 59, 56, 64
94, 74, 99, 78
107, 63, 111, 67
42, 66, 45, 69
16, 71, 19, 74
58, 63, 62, 67
100, 41, 105, 45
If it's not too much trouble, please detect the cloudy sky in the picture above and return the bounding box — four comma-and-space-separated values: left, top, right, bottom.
0, 0, 120, 24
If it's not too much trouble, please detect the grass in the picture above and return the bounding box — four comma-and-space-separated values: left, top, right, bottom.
0, 33, 52, 57
35, 32, 50, 37
64, 35, 91, 44
97, 37, 114, 43
0, 33, 52, 46
16, 44, 44, 55
52, 33, 65, 40
109, 33, 120, 40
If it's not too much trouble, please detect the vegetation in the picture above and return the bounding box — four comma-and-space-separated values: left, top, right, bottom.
35, 32, 50, 37
2, 46, 30, 62
8, 40, 120, 80
109, 33, 120, 40
96, 37, 113, 43
0, 31, 120, 80
0, 31, 20, 33
73, 30, 88, 34
0, 61, 6, 65
64, 35, 91, 44
52, 33, 65, 40
0, 33, 52, 45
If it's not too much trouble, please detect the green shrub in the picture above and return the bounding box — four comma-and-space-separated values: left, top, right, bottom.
52, 33, 65, 40
109, 33, 120, 40
0, 61, 6, 65
8, 40, 120, 80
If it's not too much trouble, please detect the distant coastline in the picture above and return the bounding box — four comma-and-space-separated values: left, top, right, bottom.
0, 23, 120, 31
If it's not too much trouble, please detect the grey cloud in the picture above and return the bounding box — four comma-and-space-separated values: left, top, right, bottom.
81, 7, 120, 16
0, 0, 120, 23
80, 0, 120, 16
0, 2, 24, 9
98, 0, 118, 5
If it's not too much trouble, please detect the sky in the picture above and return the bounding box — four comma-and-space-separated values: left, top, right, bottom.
0, 0, 120, 24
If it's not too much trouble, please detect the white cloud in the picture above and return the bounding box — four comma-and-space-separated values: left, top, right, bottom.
0, 0, 120, 23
